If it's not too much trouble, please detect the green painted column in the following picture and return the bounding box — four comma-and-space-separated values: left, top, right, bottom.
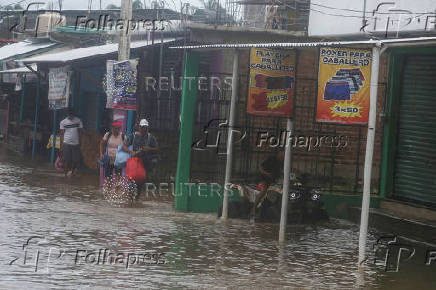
126, 110, 134, 137
175, 51, 199, 211
70, 69, 75, 109
19, 83, 26, 121
379, 53, 403, 198
32, 78, 41, 160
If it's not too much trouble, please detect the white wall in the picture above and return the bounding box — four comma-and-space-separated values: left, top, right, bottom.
308, 0, 436, 37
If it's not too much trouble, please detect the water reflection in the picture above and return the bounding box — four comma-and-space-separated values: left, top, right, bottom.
0, 149, 435, 289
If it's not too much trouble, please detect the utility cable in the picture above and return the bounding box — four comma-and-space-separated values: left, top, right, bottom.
275, 0, 434, 22
310, 1, 435, 15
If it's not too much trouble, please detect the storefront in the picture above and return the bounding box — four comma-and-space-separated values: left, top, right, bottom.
380, 46, 436, 206
173, 43, 386, 215
18, 39, 182, 173
173, 37, 436, 218
0, 40, 62, 153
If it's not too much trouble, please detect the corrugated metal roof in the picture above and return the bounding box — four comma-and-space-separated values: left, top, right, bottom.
169, 36, 436, 49
170, 40, 376, 49
21, 38, 178, 63
0, 64, 37, 74
0, 40, 59, 61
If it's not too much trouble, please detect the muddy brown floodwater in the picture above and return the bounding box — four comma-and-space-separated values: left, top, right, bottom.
0, 148, 435, 289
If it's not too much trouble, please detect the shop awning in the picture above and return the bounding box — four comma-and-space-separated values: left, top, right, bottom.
169, 36, 436, 49
20, 38, 179, 63
0, 64, 37, 74
0, 39, 60, 61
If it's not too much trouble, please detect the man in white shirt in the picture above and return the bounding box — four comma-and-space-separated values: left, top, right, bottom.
60, 108, 83, 177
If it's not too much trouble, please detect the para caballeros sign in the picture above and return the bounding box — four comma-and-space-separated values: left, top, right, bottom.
316, 47, 372, 124
247, 48, 296, 117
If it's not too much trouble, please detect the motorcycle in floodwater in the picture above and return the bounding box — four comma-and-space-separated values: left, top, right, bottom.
218, 174, 329, 223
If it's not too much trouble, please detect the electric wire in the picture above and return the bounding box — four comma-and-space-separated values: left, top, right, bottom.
275, 0, 436, 23
238, 0, 435, 22
310, 1, 435, 15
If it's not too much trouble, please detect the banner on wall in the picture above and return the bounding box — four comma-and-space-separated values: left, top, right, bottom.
316, 47, 372, 124
111, 59, 138, 111
48, 65, 71, 110
105, 60, 115, 109
247, 48, 296, 117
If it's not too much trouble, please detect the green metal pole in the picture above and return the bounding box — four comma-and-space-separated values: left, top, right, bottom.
175, 51, 199, 211
32, 78, 40, 160
50, 109, 58, 163
96, 92, 102, 132
19, 83, 26, 121
127, 110, 134, 137
70, 69, 76, 109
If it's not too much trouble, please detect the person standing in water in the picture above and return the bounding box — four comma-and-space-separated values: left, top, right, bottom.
100, 121, 125, 178
122, 119, 159, 196
60, 108, 83, 177
251, 150, 285, 217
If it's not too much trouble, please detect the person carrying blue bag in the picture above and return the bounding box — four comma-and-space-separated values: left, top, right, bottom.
99, 121, 125, 178
114, 144, 131, 168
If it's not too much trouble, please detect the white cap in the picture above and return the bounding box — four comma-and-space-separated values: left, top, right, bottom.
139, 119, 149, 127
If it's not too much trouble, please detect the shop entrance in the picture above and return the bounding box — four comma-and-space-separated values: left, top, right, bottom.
393, 54, 436, 205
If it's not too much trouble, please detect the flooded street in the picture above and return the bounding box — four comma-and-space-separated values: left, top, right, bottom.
0, 148, 435, 289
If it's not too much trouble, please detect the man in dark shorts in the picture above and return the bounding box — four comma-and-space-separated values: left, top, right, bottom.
60, 108, 83, 177
122, 119, 159, 196
251, 150, 285, 216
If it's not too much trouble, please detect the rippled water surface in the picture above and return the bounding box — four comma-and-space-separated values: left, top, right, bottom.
0, 147, 435, 289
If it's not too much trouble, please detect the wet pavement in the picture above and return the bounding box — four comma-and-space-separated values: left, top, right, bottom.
0, 147, 435, 289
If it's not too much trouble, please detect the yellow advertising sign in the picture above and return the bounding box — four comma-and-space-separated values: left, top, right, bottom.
247, 48, 296, 117
316, 47, 372, 124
